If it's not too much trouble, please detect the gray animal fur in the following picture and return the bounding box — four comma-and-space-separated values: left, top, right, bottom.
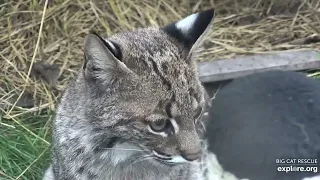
43, 9, 216, 180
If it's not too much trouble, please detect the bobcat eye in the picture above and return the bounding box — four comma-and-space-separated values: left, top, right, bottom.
149, 119, 171, 132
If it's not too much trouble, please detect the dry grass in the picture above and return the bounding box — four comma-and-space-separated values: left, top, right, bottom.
1, 0, 320, 114
0, 0, 319, 178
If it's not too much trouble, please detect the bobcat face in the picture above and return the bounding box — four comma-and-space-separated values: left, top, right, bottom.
82, 9, 215, 165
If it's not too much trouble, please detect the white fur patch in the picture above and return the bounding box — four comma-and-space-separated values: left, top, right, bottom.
199, 140, 245, 180
153, 151, 188, 164
168, 155, 188, 163
147, 126, 168, 137
204, 152, 242, 180
42, 165, 55, 180
303, 175, 320, 180
152, 150, 169, 159
169, 118, 179, 134
175, 13, 198, 35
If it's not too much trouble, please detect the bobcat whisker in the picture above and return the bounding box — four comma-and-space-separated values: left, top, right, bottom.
128, 155, 154, 167
127, 154, 150, 163
101, 147, 148, 152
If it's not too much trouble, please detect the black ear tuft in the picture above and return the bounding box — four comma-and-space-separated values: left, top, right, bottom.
89, 32, 122, 61
162, 9, 215, 50
106, 40, 122, 61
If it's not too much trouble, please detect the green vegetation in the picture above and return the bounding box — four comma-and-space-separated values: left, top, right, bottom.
0, 0, 319, 179
0, 113, 52, 179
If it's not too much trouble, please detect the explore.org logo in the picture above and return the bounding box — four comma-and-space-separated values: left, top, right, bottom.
277, 165, 318, 173
276, 158, 318, 173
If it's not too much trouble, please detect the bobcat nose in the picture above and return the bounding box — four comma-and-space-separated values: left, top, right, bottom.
180, 149, 202, 161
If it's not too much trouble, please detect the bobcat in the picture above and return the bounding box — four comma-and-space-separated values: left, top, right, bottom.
43, 9, 219, 180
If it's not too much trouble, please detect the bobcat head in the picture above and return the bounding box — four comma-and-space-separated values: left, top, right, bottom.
80, 9, 215, 165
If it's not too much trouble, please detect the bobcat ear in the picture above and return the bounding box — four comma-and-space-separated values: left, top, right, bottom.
83, 33, 130, 84
162, 9, 215, 52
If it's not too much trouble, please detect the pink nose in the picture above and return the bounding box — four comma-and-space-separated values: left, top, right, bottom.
180, 150, 202, 161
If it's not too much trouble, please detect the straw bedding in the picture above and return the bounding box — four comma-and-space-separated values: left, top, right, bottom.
0, 0, 319, 117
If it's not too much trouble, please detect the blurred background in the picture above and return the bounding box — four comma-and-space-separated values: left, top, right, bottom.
0, 0, 319, 179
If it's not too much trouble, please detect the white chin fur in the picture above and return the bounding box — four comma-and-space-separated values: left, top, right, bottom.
167, 155, 188, 163
152, 151, 188, 164
152, 150, 170, 159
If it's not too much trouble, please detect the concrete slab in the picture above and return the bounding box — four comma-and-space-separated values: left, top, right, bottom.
198, 50, 320, 83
